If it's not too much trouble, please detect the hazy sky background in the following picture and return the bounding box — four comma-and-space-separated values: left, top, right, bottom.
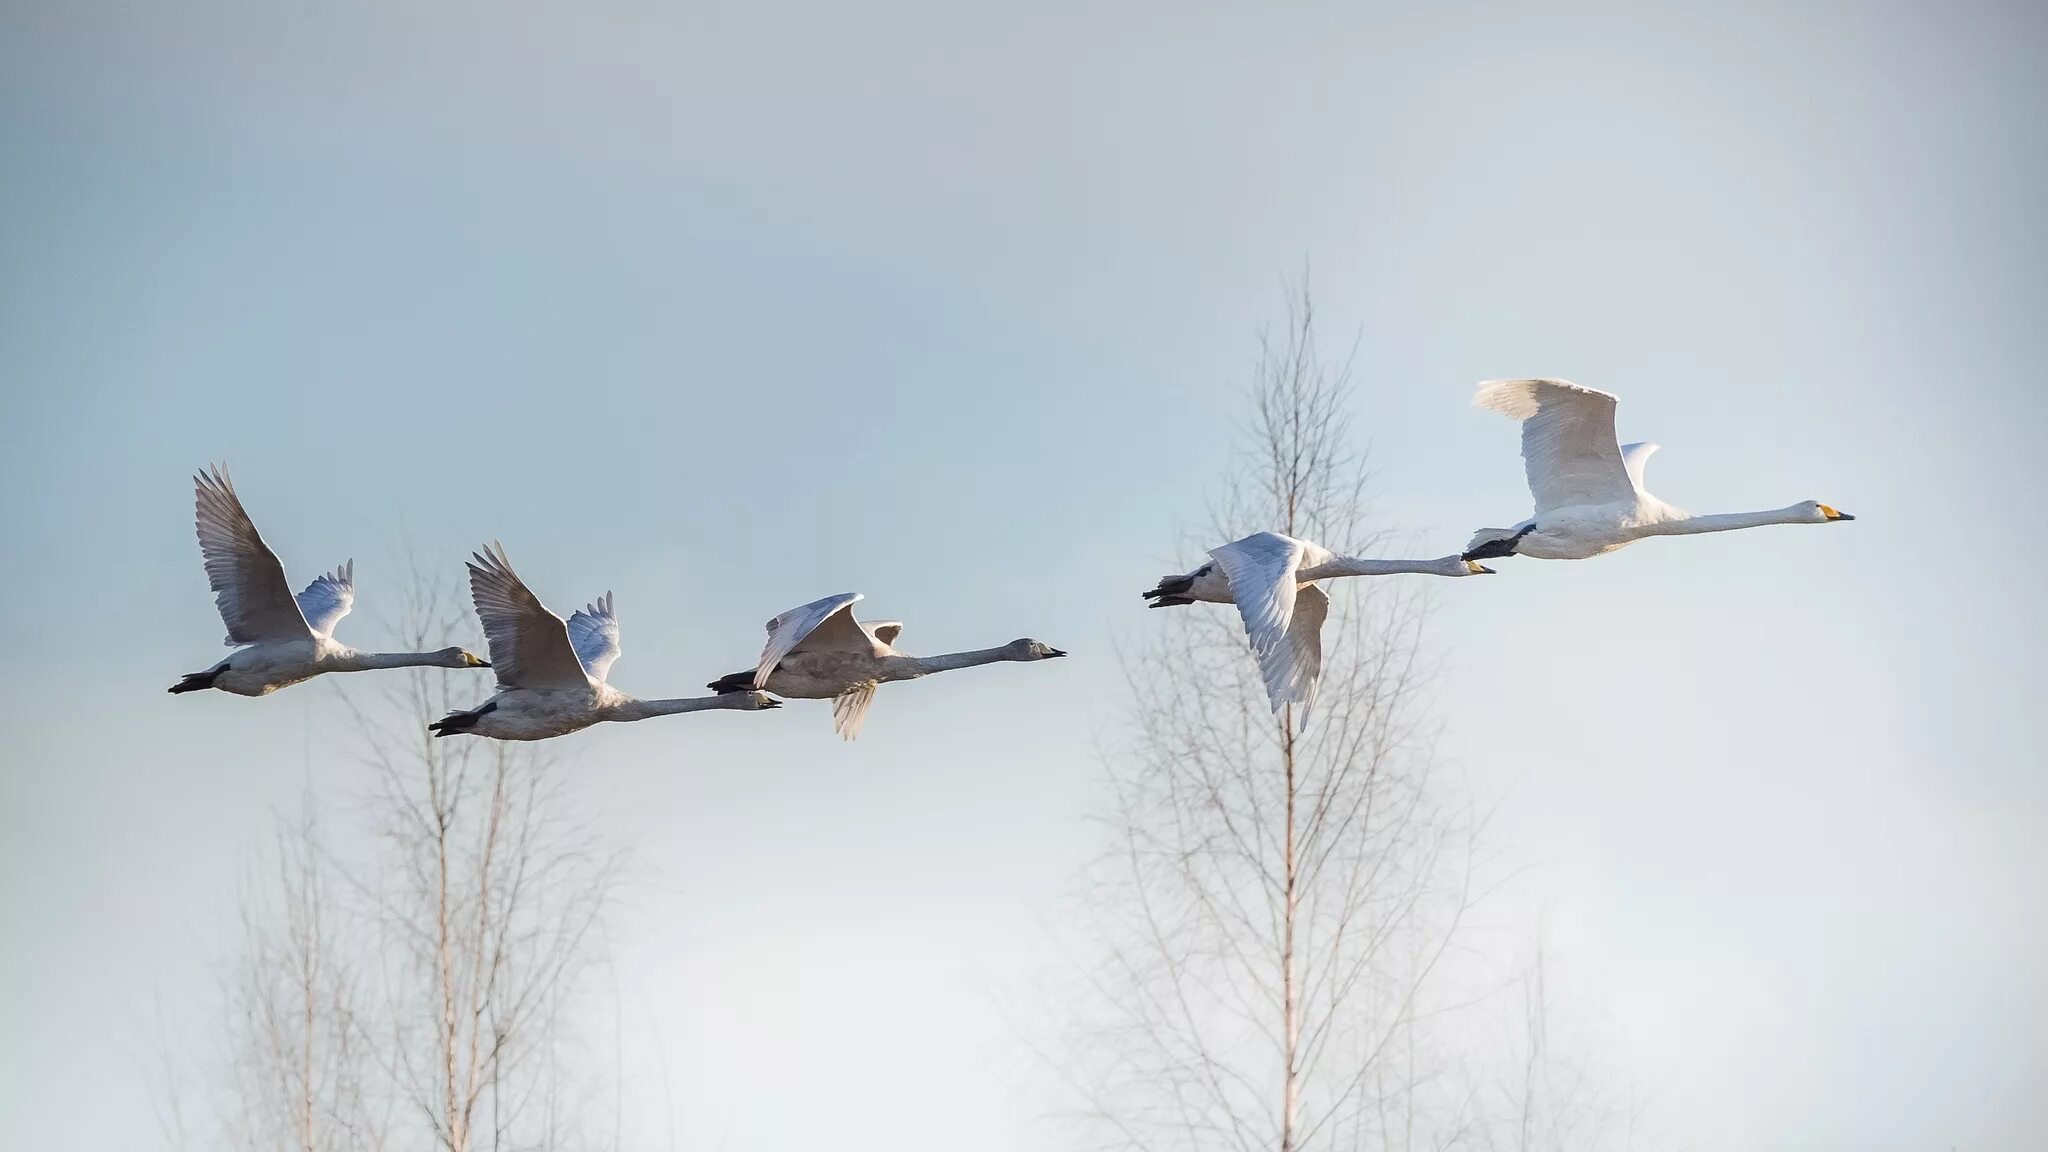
4, 1, 2045, 1148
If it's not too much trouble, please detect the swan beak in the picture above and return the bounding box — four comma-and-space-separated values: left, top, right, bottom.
761, 698, 782, 709
1822, 506, 1855, 522
1464, 561, 1496, 575
1047, 648, 1068, 658
466, 654, 491, 668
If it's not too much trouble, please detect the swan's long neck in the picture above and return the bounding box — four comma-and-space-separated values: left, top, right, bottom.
1644, 505, 1811, 536
608, 695, 744, 722
331, 650, 456, 672
1302, 555, 1459, 579
889, 646, 1019, 680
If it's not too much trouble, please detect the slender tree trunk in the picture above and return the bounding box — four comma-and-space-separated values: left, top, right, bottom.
302, 945, 317, 1152
1280, 428, 1302, 1152
1281, 702, 1300, 1152
438, 801, 462, 1152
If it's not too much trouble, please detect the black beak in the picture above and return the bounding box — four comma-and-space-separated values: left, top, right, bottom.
1831, 511, 1856, 522
1048, 648, 1068, 658
762, 698, 782, 708
478, 660, 492, 668
1475, 564, 1496, 575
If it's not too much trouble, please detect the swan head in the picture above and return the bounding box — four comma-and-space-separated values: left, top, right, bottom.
438, 646, 492, 669
1008, 639, 1068, 660
1803, 501, 1856, 523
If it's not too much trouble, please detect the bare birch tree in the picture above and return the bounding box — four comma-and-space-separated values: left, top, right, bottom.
218, 805, 385, 1152
175, 569, 620, 1152
1051, 288, 1486, 1152
346, 572, 620, 1152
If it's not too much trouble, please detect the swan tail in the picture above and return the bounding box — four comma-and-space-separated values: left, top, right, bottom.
1462, 524, 1533, 562
168, 669, 221, 694
428, 701, 494, 738
707, 669, 757, 695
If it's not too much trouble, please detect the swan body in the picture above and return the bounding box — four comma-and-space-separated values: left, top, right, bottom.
432, 546, 778, 741
1463, 380, 1853, 562
1142, 531, 1491, 713
170, 466, 489, 696
707, 592, 1066, 739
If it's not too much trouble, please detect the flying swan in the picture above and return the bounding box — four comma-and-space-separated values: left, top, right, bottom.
1143, 531, 1492, 713
170, 465, 490, 696
1462, 379, 1855, 562
429, 543, 779, 740
707, 593, 1067, 739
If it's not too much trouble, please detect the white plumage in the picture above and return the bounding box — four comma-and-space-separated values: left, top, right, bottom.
171, 465, 489, 697
712, 592, 1066, 740
433, 544, 778, 741
1464, 379, 1854, 562
1144, 531, 1492, 714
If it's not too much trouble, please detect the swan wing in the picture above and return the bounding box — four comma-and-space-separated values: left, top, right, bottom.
755, 592, 872, 688
862, 621, 904, 647
831, 680, 881, 740
1619, 441, 1660, 494
295, 560, 356, 639
566, 591, 623, 683
193, 465, 314, 645
1206, 532, 1316, 712
1286, 584, 1329, 718
466, 543, 590, 691
1475, 379, 1636, 513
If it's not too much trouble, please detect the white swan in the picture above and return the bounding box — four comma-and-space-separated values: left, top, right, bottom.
170, 465, 490, 696
706, 593, 1067, 739
1463, 379, 1855, 562
430, 544, 779, 741
1142, 531, 1492, 713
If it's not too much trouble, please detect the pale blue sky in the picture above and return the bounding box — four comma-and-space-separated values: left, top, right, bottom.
3, 1, 2045, 1149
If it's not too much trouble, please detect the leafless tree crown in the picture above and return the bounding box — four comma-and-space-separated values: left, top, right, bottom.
168, 567, 621, 1152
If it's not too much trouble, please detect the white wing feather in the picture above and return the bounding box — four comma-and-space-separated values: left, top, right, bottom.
1475, 379, 1636, 514
465, 543, 591, 691
193, 465, 314, 645
566, 592, 623, 683
1206, 532, 1326, 713
1286, 584, 1329, 718
295, 561, 355, 639
832, 681, 881, 740
755, 592, 871, 688
1619, 441, 1660, 494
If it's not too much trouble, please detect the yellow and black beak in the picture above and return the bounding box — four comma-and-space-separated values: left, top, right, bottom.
1464, 560, 1497, 575
467, 653, 492, 668
1820, 505, 1855, 522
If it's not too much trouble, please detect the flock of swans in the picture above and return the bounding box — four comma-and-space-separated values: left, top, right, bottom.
172, 380, 1854, 738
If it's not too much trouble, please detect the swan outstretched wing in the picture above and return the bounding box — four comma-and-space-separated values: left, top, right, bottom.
1619, 441, 1660, 494
1206, 532, 1321, 712
567, 591, 623, 683
193, 465, 313, 645
466, 543, 590, 690
832, 680, 881, 740
755, 592, 872, 688
295, 561, 356, 639
1475, 379, 1636, 513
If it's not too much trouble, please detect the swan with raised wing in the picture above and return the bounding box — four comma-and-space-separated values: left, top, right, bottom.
1463, 379, 1854, 562
169, 465, 490, 696
1143, 531, 1492, 713
707, 593, 1066, 739
430, 544, 779, 740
